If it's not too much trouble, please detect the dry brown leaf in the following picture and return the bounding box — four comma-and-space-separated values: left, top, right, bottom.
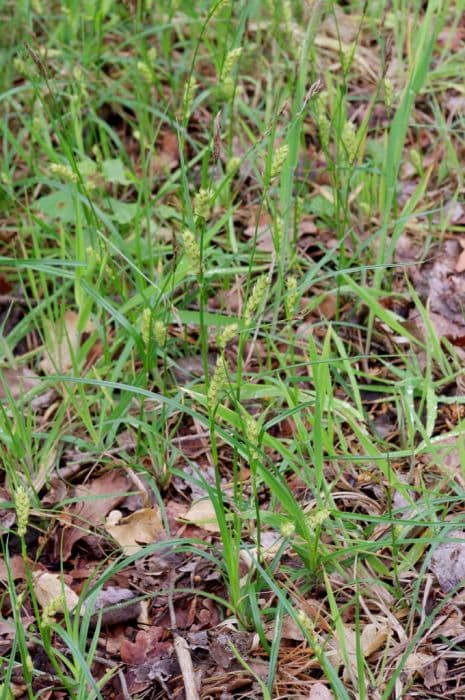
329, 622, 389, 683
182, 498, 220, 532
207, 624, 255, 669
32, 572, 82, 615
0, 554, 25, 582
62, 469, 133, 560
308, 683, 333, 700
105, 507, 163, 554
152, 129, 179, 174
0, 367, 39, 400
86, 586, 141, 626
403, 652, 434, 677
320, 4, 359, 43
39, 310, 94, 374
265, 614, 305, 642
360, 623, 389, 657
456, 239, 465, 273
429, 530, 465, 592
120, 627, 170, 665
406, 240, 465, 345
243, 212, 275, 253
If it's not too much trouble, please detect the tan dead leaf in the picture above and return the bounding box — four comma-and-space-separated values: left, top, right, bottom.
152, 130, 179, 174
0, 554, 26, 582
434, 609, 464, 638
105, 507, 163, 554
39, 310, 95, 374
330, 622, 389, 683
308, 683, 333, 700
208, 624, 255, 669
0, 367, 39, 400
456, 239, 465, 273
62, 469, 133, 560
244, 212, 275, 253
361, 623, 389, 657
32, 572, 82, 615
406, 240, 465, 346
429, 530, 465, 592
321, 5, 359, 43
403, 652, 434, 678
182, 498, 220, 532
86, 586, 141, 626
265, 614, 305, 642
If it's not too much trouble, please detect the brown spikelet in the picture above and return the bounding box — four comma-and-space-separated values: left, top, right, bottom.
303, 78, 325, 108
213, 110, 222, 162
23, 40, 48, 80
382, 33, 393, 77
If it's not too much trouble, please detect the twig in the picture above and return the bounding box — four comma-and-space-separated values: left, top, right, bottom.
94, 656, 130, 700
168, 572, 200, 700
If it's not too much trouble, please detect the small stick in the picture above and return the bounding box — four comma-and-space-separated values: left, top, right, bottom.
168, 572, 200, 700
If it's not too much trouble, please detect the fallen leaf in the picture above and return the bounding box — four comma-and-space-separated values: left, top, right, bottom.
243, 212, 275, 253
120, 627, 169, 665
406, 240, 465, 346
207, 624, 255, 669
309, 683, 333, 700
456, 239, 465, 273
0, 555, 25, 582
105, 507, 163, 554
181, 498, 220, 532
403, 652, 434, 679
85, 586, 141, 626
329, 621, 389, 682
424, 657, 448, 690
62, 469, 134, 559
0, 367, 39, 400
429, 530, 465, 592
39, 311, 94, 374
32, 572, 81, 615
265, 614, 305, 642
152, 129, 179, 174
360, 623, 389, 657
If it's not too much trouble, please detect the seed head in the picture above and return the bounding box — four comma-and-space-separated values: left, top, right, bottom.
274, 217, 283, 253
42, 593, 65, 626
213, 0, 229, 14
306, 507, 330, 530
280, 520, 295, 538
182, 229, 201, 275
154, 320, 167, 346
342, 120, 357, 163
283, 0, 293, 27
246, 415, 260, 460
137, 60, 152, 84
141, 308, 151, 346
50, 162, 78, 183
243, 275, 269, 326
183, 76, 197, 116
285, 275, 298, 318
226, 156, 241, 174
270, 144, 288, 180
410, 149, 423, 174
217, 323, 238, 350
220, 75, 234, 100
222, 48, 243, 77
194, 187, 214, 219
15, 485, 30, 538
208, 356, 228, 408
341, 44, 355, 74
383, 77, 394, 109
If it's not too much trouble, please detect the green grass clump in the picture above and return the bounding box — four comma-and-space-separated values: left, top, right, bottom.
1, 0, 464, 697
